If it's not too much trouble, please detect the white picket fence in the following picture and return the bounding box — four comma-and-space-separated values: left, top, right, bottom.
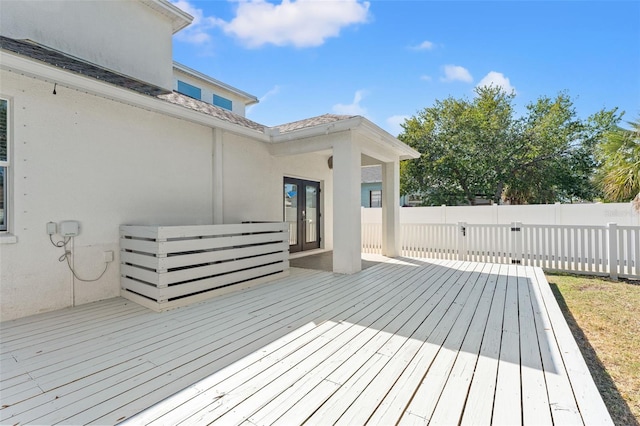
362, 222, 640, 280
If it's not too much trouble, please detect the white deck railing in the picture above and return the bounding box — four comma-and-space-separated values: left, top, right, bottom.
362, 222, 639, 280
120, 222, 289, 311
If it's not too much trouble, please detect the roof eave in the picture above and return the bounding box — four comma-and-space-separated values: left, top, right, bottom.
0, 52, 268, 141
269, 116, 420, 161
144, 0, 193, 34
358, 118, 420, 160
173, 61, 259, 105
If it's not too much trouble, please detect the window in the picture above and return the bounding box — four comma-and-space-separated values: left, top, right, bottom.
1, 98, 8, 231
177, 80, 202, 100
370, 190, 382, 208
213, 94, 232, 111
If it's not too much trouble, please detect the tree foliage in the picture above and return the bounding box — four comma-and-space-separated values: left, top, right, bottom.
399, 87, 621, 205
596, 118, 640, 202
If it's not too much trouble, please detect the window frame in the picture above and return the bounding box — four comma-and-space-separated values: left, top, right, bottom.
0, 96, 10, 232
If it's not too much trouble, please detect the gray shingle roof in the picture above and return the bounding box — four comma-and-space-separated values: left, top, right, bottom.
0, 36, 170, 97
158, 92, 265, 132
274, 114, 357, 133
361, 165, 382, 183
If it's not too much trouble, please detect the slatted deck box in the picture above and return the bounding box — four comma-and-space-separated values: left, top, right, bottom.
119, 222, 290, 311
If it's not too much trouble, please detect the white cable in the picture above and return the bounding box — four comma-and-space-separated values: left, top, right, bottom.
52, 236, 110, 282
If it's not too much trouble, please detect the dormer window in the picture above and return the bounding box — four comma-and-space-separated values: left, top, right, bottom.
177, 80, 201, 100
213, 94, 232, 111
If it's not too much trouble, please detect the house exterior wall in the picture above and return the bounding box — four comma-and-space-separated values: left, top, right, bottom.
174, 69, 249, 116
0, 70, 214, 321
0, 0, 175, 90
0, 68, 339, 320
221, 133, 334, 250
361, 182, 382, 207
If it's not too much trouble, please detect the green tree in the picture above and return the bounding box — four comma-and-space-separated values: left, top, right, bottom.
400, 86, 517, 205
596, 118, 640, 202
399, 87, 620, 205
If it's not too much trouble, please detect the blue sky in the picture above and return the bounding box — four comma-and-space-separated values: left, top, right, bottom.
171, 0, 640, 136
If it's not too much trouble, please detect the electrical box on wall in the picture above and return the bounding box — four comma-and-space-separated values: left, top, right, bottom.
59, 221, 80, 237
46, 222, 57, 235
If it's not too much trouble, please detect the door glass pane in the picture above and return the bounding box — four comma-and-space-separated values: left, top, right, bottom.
284, 183, 297, 245
305, 184, 317, 243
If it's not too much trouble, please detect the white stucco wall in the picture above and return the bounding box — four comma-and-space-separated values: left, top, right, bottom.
0, 0, 175, 90
221, 133, 334, 250
0, 70, 214, 320
0, 69, 340, 320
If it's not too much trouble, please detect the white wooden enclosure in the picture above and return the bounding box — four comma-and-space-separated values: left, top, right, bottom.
120, 223, 289, 311
363, 222, 640, 279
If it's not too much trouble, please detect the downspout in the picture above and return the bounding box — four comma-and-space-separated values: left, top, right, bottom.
212, 128, 224, 224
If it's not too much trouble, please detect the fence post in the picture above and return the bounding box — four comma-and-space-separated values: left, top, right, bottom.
554, 202, 562, 224
458, 222, 467, 261
511, 222, 523, 265
608, 222, 618, 280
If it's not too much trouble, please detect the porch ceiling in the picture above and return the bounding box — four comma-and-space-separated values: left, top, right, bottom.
0, 259, 610, 425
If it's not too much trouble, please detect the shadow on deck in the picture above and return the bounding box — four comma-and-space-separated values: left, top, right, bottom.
289, 251, 384, 272
0, 257, 613, 425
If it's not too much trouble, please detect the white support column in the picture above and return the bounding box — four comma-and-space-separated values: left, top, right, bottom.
212, 128, 224, 224
381, 159, 400, 257
332, 134, 362, 274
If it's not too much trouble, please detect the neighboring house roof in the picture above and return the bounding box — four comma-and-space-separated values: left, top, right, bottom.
362, 165, 382, 183
274, 114, 357, 133
173, 61, 259, 106
0, 36, 170, 97
158, 92, 265, 132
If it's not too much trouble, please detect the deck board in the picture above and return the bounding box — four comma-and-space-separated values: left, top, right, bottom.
0, 258, 612, 425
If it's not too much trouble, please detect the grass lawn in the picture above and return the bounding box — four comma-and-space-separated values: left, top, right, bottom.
547, 273, 640, 426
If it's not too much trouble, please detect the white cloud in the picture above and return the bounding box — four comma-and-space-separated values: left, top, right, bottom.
476, 71, 517, 94
221, 0, 370, 48
247, 85, 281, 114
259, 85, 281, 103
411, 40, 434, 50
386, 115, 409, 136
171, 0, 223, 44
332, 90, 368, 116
441, 65, 473, 83
420, 75, 432, 81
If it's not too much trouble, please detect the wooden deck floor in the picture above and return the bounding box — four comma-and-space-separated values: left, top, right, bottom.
0, 258, 612, 425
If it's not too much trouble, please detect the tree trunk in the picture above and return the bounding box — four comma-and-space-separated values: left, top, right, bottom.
494, 181, 504, 204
